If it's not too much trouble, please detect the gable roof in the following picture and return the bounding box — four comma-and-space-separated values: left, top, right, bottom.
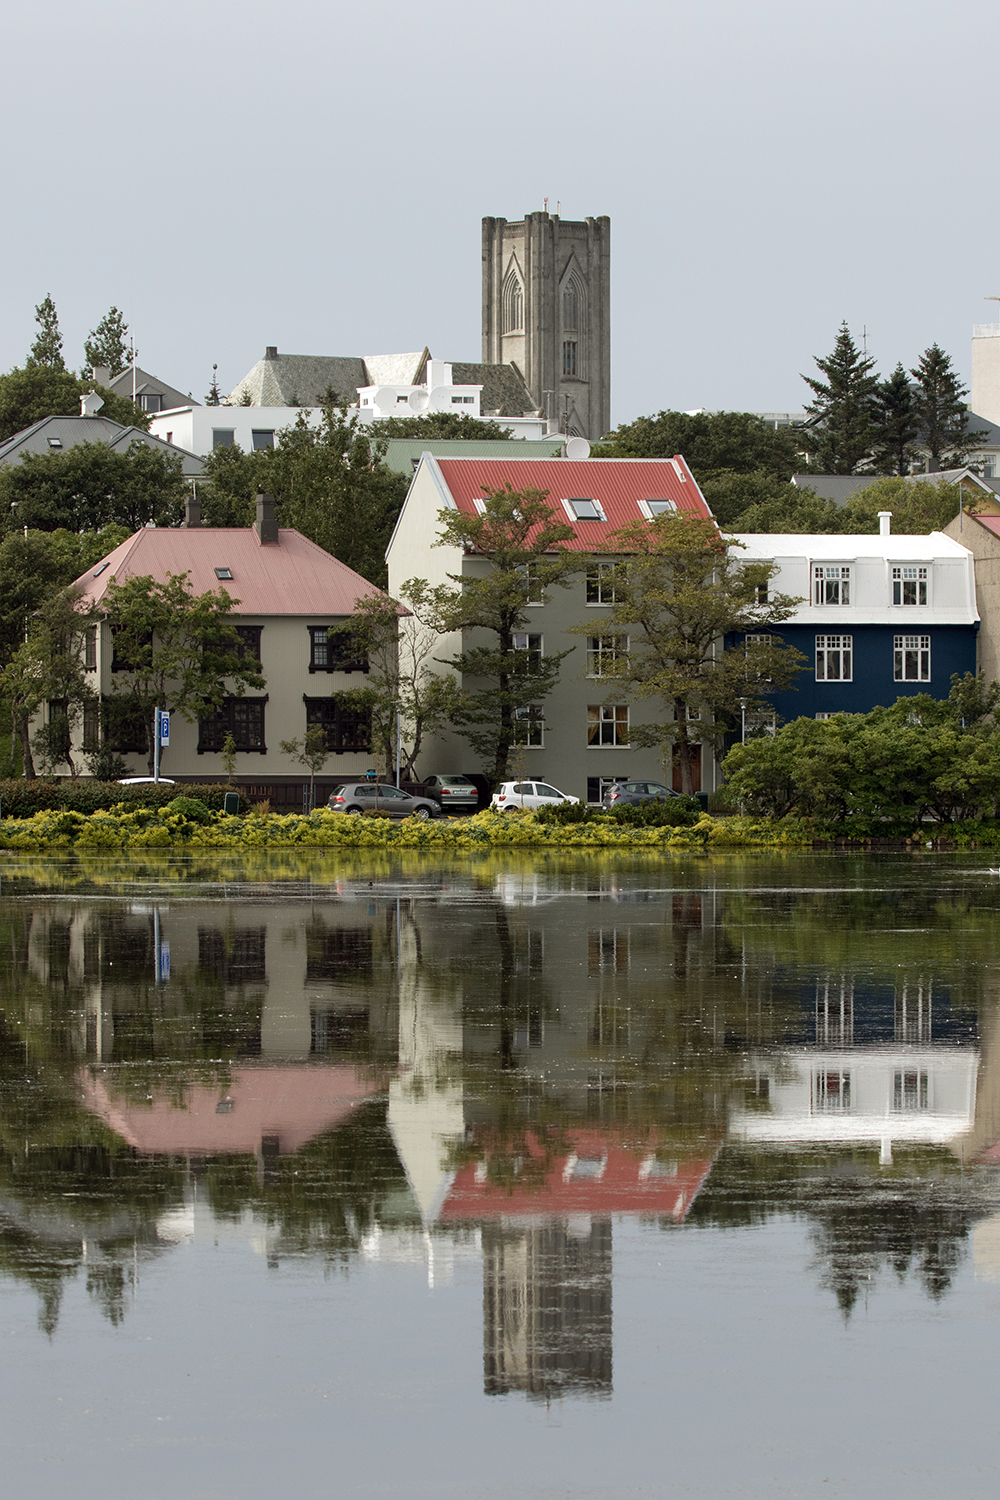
72, 525, 385, 617
450, 361, 539, 416
230, 353, 369, 407
425, 454, 714, 552
0, 414, 205, 479
106, 365, 195, 411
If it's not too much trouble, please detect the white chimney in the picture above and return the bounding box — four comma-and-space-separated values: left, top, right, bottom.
91, 365, 111, 387
80, 391, 105, 418
878, 510, 892, 536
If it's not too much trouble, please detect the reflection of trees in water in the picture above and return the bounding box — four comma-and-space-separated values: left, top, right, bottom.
693, 1145, 991, 1316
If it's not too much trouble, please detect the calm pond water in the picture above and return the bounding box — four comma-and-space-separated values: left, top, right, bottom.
3, 849, 1000, 1498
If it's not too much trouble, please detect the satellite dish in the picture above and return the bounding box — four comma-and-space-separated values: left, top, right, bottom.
408, 389, 430, 413
565, 437, 591, 460
428, 386, 454, 412
374, 387, 398, 415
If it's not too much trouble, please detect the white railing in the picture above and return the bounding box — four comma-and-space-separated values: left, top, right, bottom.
973, 324, 1000, 338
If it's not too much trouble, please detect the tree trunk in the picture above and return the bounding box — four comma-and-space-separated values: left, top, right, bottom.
18, 715, 35, 780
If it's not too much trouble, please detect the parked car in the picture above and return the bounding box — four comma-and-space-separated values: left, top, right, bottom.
327, 782, 441, 819
420, 774, 480, 813
602, 780, 681, 808
491, 780, 580, 813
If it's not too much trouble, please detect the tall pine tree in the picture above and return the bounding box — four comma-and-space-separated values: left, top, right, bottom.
911, 343, 988, 471
28, 294, 64, 370
872, 363, 919, 475
83, 308, 130, 377
801, 322, 879, 473
205, 364, 222, 405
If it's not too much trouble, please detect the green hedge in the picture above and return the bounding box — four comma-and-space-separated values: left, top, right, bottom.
0, 780, 248, 819
534, 797, 700, 828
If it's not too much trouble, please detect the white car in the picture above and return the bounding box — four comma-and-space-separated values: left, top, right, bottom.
116, 776, 175, 785
491, 780, 580, 812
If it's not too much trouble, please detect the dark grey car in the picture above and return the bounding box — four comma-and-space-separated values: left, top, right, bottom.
602, 780, 681, 808
420, 774, 480, 813
327, 783, 441, 819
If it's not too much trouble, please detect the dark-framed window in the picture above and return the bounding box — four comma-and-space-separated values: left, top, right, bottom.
83, 702, 100, 750
111, 628, 153, 673
308, 626, 368, 673
198, 696, 268, 753
251, 430, 275, 451
235, 626, 262, 662
304, 694, 371, 752
84, 625, 97, 671
562, 340, 578, 377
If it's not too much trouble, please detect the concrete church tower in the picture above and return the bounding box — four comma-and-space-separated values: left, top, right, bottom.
482, 212, 611, 440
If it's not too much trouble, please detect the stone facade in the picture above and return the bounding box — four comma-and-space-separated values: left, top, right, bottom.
482, 213, 611, 440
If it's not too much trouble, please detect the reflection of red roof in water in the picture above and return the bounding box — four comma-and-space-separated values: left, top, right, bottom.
79, 1064, 382, 1157
440, 1129, 718, 1224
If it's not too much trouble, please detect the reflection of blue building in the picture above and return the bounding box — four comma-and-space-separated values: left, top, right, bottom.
731, 526, 979, 723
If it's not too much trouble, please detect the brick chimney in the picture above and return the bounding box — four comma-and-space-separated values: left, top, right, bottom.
265, 346, 278, 361
254, 492, 279, 544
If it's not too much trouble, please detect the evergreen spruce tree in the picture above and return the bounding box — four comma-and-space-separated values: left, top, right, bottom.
872, 363, 920, 475
911, 343, 988, 471
28, 294, 64, 370
205, 364, 222, 406
83, 307, 130, 377
801, 322, 879, 473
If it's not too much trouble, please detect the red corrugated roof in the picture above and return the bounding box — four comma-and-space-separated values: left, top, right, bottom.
974, 514, 1000, 536
432, 455, 714, 551
72, 527, 385, 617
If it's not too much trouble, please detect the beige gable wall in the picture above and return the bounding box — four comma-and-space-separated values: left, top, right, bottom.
942, 514, 1000, 685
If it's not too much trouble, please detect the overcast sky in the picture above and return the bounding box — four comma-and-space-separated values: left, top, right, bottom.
3, 0, 997, 428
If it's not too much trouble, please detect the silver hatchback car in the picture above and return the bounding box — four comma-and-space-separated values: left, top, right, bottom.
327, 783, 441, 819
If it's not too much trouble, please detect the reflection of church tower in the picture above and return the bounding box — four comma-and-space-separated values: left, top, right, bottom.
482, 213, 611, 440
482, 1218, 613, 1400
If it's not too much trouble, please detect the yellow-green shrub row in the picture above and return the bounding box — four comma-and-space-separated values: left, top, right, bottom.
0, 805, 815, 852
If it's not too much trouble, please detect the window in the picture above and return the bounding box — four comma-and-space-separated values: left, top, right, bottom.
813, 1070, 851, 1111
514, 705, 544, 747
567, 497, 602, 521
214, 567, 233, 580
588, 704, 629, 746
251, 430, 275, 451
198, 696, 268, 753
93, 561, 109, 578
893, 1071, 929, 1111
212, 429, 235, 449
309, 626, 367, 673
894, 634, 930, 682
743, 709, 776, 737
587, 635, 626, 676
139, 393, 163, 413
813, 564, 851, 605
520, 562, 544, 604
84, 625, 97, 672
563, 283, 579, 330
756, 583, 769, 605
512, 632, 542, 671
450, 395, 474, 404
47, 436, 63, 450
745, 633, 773, 681
562, 340, 578, 377
589, 929, 628, 976
234, 626, 262, 663
892, 565, 928, 605
304, 695, 371, 752
83, 701, 100, 751
586, 562, 621, 604
502, 267, 524, 333
815, 634, 852, 681
816, 977, 853, 1046
111, 627, 153, 673
815, 712, 833, 721
639, 498, 677, 520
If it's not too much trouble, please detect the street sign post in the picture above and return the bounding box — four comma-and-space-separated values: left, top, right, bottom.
153, 708, 170, 781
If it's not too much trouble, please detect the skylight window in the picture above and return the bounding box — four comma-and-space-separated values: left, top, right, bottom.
93, 561, 109, 578
639, 499, 677, 520
215, 567, 233, 580
566, 497, 602, 521
47, 437, 63, 449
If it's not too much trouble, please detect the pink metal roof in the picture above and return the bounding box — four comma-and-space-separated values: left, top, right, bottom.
79, 1063, 382, 1157
72, 526, 385, 617
432, 454, 714, 552
974, 514, 1000, 537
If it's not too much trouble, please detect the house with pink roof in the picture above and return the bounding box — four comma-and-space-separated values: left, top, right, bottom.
56, 494, 388, 786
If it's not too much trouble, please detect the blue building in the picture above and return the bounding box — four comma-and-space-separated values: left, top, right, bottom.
732, 518, 979, 724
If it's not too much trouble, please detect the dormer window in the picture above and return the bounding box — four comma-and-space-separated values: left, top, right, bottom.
566, 497, 602, 521
892, 566, 928, 605
814, 565, 851, 605
215, 567, 233, 581
639, 499, 677, 520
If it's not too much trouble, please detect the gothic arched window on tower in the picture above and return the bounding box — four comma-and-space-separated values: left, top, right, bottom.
563, 341, 578, 377
502, 268, 523, 333
563, 282, 579, 330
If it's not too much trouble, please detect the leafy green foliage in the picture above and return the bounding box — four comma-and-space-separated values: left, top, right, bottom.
429, 484, 584, 785
28, 294, 64, 369
83, 308, 130, 377
0, 365, 149, 442
801, 322, 880, 474
701, 471, 843, 531
202, 403, 407, 585
594, 410, 799, 481
722, 673, 1000, 829
0, 441, 186, 532
0, 527, 127, 670
368, 412, 514, 439
568, 512, 805, 792
0, 780, 248, 818
534, 797, 700, 827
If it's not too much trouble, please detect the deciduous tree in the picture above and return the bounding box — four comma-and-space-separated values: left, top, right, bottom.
28, 294, 64, 370
594, 410, 799, 481
0, 442, 186, 532
0, 365, 149, 442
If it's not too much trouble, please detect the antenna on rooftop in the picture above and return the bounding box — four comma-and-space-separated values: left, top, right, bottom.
862, 324, 868, 357
543, 196, 548, 214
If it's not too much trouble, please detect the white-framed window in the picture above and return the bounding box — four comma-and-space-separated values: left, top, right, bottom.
638, 498, 677, 520
744, 709, 776, 737
893, 1070, 929, 1111
586, 561, 621, 605
562, 496, 606, 523
894, 634, 930, 681
587, 704, 629, 746
813, 564, 851, 605
815, 635, 852, 681
514, 705, 544, 747
892, 565, 928, 606
587, 634, 626, 677
519, 562, 544, 605
745, 633, 773, 682
512, 632, 542, 670
813, 1070, 851, 1112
